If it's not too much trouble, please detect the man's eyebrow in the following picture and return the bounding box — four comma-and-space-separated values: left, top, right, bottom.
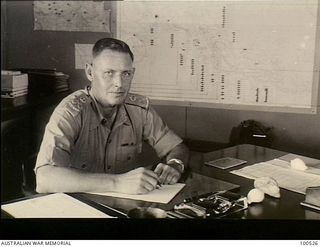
101, 68, 133, 72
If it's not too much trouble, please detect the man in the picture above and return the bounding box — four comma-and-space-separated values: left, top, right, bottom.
35, 38, 189, 195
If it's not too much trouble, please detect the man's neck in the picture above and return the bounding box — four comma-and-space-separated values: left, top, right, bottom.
100, 104, 117, 118
87, 87, 118, 119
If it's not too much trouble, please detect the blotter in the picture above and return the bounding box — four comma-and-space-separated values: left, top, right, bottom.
88, 183, 186, 204
205, 157, 247, 169
1, 193, 113, 218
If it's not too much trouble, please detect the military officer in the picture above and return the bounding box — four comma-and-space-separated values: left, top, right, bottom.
35, 38, 189, 195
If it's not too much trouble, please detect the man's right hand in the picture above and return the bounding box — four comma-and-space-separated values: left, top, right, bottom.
114, 167, 159, 194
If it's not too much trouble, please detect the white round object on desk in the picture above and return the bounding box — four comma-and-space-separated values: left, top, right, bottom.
247, 188, 265, 204
290, 158, 308, 171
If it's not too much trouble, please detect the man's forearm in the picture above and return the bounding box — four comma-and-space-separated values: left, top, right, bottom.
36, 165, 117, 193
165, 143, 189, 168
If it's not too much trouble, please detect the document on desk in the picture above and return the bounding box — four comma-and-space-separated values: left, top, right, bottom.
277, 153, 320, 175
231, 158, 320, 194
1, 193, 114, 218
88, 183, 186, 204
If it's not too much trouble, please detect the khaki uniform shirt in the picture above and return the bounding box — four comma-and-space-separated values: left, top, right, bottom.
35, 88, 182, 174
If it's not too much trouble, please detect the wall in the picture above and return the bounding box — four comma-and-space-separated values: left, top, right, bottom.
3, 1, 320, 159
1, 1, 7, 69
154, 104, 320, 158
4, 1, 117, 91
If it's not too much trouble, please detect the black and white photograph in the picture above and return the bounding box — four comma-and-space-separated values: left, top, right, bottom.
1, 0, 320, 242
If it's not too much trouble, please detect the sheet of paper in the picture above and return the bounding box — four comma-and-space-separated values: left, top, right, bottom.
88, 183, 186, 204
231, 160, 320, 194
269, 158, 320, 176
278, 154, 320, 174
1, 193, 113, 218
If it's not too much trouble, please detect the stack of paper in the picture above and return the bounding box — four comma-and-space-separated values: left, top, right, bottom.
1, 193, 114, 218
1, 70, 29, 106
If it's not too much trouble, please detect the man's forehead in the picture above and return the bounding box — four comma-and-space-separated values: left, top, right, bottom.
93, 49, 132, 61
92, 49, 133, 68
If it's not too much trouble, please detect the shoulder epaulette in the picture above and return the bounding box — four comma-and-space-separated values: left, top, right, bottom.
125, 93, 149, 109
62, 90, 92, 116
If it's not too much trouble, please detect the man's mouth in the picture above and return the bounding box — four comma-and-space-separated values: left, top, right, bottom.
110, 91, 124, 94
109, 91, 125, 96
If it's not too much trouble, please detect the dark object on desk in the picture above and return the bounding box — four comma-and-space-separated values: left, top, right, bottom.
300, 186, 320, 211
229, 119, 273, 147
205, 157, 247, 169
171, 207, 203, 218
174, 191, 248, 218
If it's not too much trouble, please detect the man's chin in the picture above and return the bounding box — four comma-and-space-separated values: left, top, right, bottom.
107, 96, 126, 106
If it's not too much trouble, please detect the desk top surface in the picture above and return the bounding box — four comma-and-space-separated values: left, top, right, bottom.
75, 144, 319, 220
2, 144, 319, 220
189, 144, 320, 219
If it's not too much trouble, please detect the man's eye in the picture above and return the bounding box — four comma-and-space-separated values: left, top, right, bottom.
105, 71, 113, 76
122, 71, 132, 77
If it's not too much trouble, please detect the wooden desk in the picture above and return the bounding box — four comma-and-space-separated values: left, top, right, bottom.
189, 144, 320, 220
74, 172, 239, 217
4, 144, 318, 219
74, 144, 319, 219
2, 144, 319, 239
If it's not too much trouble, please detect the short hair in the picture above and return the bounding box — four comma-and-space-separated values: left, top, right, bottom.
92, 38, 134, 61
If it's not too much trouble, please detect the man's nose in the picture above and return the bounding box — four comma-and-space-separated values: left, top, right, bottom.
113, 75, 123, 88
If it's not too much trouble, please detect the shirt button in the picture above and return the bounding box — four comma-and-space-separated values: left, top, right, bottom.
81, 164, 86, 169
101, 119, 107, 125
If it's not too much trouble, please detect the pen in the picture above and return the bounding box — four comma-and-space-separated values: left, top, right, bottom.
155, 173, 163, 189
156, 181, 163, 189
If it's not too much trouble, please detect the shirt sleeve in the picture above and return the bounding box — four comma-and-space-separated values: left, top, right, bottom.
143, 106, 183, 158
34, 105, 81, 173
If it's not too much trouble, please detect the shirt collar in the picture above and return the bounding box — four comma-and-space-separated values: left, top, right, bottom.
87, 86, 107, 121
114, 104, 132, 128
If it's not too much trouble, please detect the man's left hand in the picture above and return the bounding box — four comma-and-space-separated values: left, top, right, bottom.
154, 163, 181, 185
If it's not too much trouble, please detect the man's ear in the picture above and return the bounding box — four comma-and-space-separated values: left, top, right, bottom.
85, 63, 93, 81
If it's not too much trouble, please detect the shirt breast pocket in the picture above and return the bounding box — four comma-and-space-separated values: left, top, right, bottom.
70, 150, 90, 171
116, 143, 140, 164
